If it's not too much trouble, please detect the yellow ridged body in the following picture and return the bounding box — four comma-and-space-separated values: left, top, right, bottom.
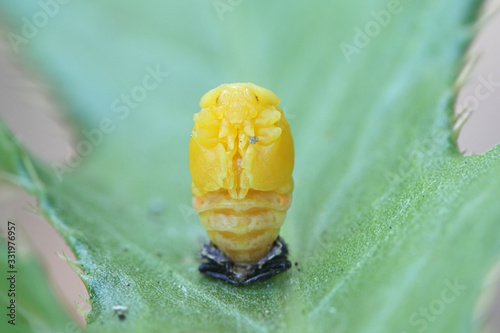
189, 83, 294, 263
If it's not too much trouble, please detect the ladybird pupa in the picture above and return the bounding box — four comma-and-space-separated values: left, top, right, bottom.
189, 83, 294, 284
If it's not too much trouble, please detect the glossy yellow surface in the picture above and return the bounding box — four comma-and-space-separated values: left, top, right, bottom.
189, 83, 294, 263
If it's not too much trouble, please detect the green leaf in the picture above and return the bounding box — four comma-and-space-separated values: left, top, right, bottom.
1, 0, 500, 332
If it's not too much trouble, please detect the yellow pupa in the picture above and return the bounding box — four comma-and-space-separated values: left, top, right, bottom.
189, 83, 294, 283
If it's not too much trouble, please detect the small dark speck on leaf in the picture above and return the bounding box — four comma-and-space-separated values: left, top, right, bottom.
341, 269, 343, 272
390, 226, 392, 229
113, 305, 128, 321
157, 253, 162, 258
294, 262, 299, 267
248, 136, 259, 144
126, 283, 130, 287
